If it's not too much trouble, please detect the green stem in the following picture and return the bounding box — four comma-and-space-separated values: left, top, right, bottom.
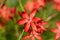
18, 30, 24, 40
18, 0, 25, 40
18, 0, 25, 11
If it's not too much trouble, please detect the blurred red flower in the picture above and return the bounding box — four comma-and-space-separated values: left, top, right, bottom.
0, 5, 12, 21
17, 9, 37, 32
0, 5, 16, 21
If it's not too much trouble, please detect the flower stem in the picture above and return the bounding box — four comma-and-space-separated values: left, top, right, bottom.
18, 30, 24, 40
18, 0, 25, 11
18, 0, 25, 40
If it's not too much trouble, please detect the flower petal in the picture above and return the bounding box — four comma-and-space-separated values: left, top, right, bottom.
54, 0, 60, 4
21, 12, 29, 19
17, 18, 28, 25
39, 25, 46, 31
35, 35, 42, 40
10, 7, 16, 14
31, 36, 35, 40
24, 22, 30, 32
34, 2, 40, 9
30, 9, 36, 19
54, 34, 60, 40
51, 28, 58, 33
31, 23, 37, 31
33, 17, 42, 22
22, 35, 30, 40
24, 0, 34, 11
37, 0, 45, 6
56, 5, 60, 11
42, 21, 47, 25
56, 21, 60, 29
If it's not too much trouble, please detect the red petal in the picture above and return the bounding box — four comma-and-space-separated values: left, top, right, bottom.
54, 0, 60, 4
31, 36, 35, 40
2, 5, 7, 10
33, 17, 42, 22
17, 18, 28, 25
30, 9, 36, 19
37, 0, 45, 6
24, 1, 34, 11
22, 35, 30, 40
31, 23, 37, 31
0, 9, 2, 13
56, 5, 60, 11
10, 7, 16, 14
24, 23, 30, 32
54, 34, 60, 40
42, 21, 47, 25
34, 2, 40, 9
39, 25, 46, 31
35, 35, 42, 40
51, 28, 58, 33
21, 12, 29, 19
36, 27, 43, 33
56, 21, 60, 29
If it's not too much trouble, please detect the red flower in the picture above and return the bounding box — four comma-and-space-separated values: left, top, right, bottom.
51, 21, 60, 40
22, 30, 42, 40
0, 5, 12, 21
24, 0, 45, 11
53, 0, 60, 11
17, 9, 37, 32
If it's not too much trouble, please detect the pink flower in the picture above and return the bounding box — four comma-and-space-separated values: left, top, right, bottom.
17, 9, 37, 32
22, 30, 42, 40
51, 21, 60, 40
